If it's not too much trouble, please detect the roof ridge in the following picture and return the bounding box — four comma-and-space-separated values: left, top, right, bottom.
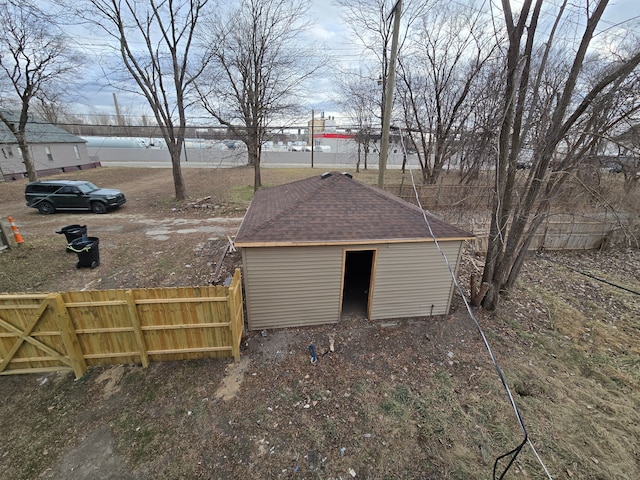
349, 176, 437, 216
355, 178, 456, 226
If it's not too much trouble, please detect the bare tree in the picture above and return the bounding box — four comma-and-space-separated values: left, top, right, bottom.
396, 0, 499, 184
32, 98, 71, 125
338, 0, 425, 123
196, 0, 322, 191
66, 0, 212, 200
456, 63, 505, 184
0, 0, 81, 181
616, 125, 640, 192
336, 72, 379, 171
479, 0, 640, 310
337, 0, 428, 184
589, 70, 640, 192
338, 0, 390, 130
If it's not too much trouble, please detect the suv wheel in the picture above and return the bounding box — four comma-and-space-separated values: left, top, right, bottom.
91, 202, 107, 214
37, 201, 56, 215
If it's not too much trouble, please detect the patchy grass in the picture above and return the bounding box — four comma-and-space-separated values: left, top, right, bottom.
0, 167, 639, 479
490, 254, 640, 479
1, 255, 638, 479
230, 184, 255, 203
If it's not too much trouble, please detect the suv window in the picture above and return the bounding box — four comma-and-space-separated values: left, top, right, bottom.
78, 182, 98, 194
30, 184, 59, 194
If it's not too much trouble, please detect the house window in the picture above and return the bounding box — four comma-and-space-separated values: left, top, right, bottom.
45, 146, 53, 162
74, 145, 80, 160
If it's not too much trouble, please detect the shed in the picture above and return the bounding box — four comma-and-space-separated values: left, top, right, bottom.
234, 172, 474, 330
0, 111, 94, 181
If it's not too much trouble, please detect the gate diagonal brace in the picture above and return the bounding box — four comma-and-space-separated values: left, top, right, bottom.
0, 298, 73, 373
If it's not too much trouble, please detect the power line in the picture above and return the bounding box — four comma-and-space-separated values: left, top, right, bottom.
537, 253, 640, 296
397, 127, 553, 478
14, 118, 365, 133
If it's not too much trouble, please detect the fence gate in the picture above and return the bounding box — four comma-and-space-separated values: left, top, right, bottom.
0, 270, 245, 379
0, 293, 87, 378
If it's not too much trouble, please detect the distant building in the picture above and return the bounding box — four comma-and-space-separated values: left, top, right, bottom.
82, 136, 150, 148
313, 132, 357, 154
0, 111, 96, 181
306, 114, 360, 154
307, 114, 327, 147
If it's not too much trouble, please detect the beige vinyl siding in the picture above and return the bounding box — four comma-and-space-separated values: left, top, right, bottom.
1, 142, 90, 177
33, 144, 90, 170
243, 246, 344, 330
370, 241, 462, 320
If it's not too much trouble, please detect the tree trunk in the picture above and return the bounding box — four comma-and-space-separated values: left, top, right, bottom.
254, 161, 262, 192
480, 0, 538, 311
168, 143, 187, 201
364, 140, 368, 170
247, 140, 262, 191
16, 133, 37, 182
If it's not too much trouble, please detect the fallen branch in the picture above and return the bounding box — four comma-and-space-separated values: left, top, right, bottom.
212, 243, 230, 281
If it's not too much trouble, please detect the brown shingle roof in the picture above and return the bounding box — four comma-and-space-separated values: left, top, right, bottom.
0, 110, 87, 144
234, 172, 474, 246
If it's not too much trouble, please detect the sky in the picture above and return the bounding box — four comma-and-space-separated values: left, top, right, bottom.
28, 0, 640, 126
56, 0, 355, 125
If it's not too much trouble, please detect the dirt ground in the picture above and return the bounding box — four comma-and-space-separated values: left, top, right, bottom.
1, 166, 639, 479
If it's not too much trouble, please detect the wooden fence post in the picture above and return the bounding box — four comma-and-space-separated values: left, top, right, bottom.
51, 293, 87, 379
125, 290, 149, 368
0, 220, 11, 251
229, 269, 244, 361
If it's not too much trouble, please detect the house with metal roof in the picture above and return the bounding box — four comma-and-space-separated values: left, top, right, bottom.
234, 172, 474, 330
0, 111, 95, 181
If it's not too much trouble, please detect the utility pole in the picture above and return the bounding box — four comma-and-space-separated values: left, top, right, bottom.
377, 0, 402, 188
311, 109, 315, 168
112, 93, 124, 128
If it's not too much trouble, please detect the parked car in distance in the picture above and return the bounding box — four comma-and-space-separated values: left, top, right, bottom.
607, 162, 623, 174
516, 160, 532, 170
25, 180, 126, 214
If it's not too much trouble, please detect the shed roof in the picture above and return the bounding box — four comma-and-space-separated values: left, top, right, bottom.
0, 111, 86, 144
234, 172, 474, 247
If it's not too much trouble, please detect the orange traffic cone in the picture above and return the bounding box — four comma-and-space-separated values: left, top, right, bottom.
7, 216, 24, 245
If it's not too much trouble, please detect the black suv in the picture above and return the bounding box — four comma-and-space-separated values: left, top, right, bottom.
25, 180, 126, 214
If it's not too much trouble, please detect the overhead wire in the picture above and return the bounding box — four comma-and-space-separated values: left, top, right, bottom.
397, 129, 553, 479
10, 117, 365, 132
537, 253, 640, 296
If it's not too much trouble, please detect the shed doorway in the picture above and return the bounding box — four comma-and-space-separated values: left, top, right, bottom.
341, 250, 375, 318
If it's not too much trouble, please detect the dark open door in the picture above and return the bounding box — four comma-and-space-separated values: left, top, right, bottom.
341, 250, 374, 318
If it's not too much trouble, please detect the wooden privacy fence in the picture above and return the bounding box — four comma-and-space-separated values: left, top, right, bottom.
385, 184, 635, 252
449, 213, 632, 253
0, 269, 244, 379
386, 183, 494, 211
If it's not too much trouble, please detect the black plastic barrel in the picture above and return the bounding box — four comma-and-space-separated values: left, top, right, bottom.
69, 236, 100, 269
56, 225, 87, 252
